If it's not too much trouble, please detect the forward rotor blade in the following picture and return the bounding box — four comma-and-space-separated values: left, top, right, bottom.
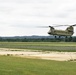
36, 26, 49, 28
53, 24, 70, 27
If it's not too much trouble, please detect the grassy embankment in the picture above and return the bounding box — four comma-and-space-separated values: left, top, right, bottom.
0, 42, 76, 51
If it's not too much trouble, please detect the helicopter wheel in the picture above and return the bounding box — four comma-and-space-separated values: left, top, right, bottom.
69, 36, 72, 41
55, 36, 57, 38
65, 36, 67, 39
70, 36, 72, 39
59, 36, 61, 38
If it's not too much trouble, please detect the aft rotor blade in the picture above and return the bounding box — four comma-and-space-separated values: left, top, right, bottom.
72, 24, 76, 26
53, 24, 76, 27
53, 24, 70, 27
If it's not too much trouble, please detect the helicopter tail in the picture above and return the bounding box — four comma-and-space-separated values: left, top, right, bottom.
66, 26, 74, 35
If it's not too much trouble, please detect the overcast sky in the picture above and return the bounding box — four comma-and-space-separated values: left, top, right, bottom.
0, 0, 76, 36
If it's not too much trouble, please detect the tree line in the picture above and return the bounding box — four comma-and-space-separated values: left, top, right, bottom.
0, 37, 76, 42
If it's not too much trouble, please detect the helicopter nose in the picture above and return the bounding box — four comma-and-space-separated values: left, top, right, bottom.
48, 31, 51, 34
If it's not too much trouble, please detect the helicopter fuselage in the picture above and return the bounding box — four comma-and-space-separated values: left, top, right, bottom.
48, 26, 74, 36
48, 30, 73, 36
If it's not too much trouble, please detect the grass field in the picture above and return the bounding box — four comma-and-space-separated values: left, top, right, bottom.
0, 42, 76, 51
0, 56, 76, 75
0, 42, 76, 75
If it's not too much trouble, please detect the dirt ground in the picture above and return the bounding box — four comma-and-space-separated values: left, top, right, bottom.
0, 48, 76, 61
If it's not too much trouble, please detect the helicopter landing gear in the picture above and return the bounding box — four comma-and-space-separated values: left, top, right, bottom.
55, 36, 57, 38
54, 35, 73, 42
59, 36, 61, 38
69, 36, 72, 41
70, 36, 72, 39
65, 36, 72, 42
65, 36, 67, 38
54, 36, 61, 39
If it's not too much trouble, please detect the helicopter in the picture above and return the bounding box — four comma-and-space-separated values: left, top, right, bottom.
47, 24, 76, 38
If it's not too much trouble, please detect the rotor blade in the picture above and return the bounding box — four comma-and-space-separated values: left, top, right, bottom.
72, 24, 76, 26
53, 25, 68, 27
36, 26, 49, 28
52, 24, 70, 27
53, 24, 76, 27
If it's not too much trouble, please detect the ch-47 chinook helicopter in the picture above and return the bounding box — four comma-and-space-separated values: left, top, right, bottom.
47, 24, 76, 38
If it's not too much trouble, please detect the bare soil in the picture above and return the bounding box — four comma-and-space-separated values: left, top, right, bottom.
0, 48, 76, 61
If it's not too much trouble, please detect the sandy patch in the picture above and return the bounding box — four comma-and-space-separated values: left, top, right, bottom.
0, 48, 76, 61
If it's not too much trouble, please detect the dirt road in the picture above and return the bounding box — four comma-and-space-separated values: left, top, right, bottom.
0, 48, 76, 61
